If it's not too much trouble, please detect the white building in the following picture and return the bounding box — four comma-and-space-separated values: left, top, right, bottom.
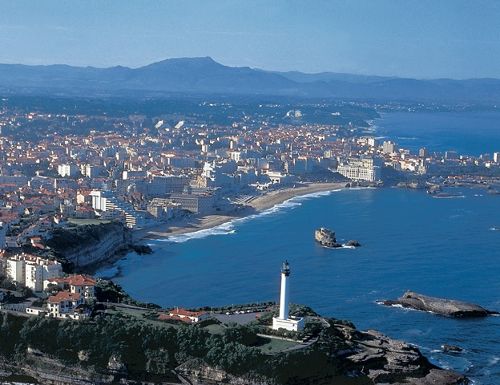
47, 291, 87, 319
337, 158, 381, 182
45, 274, 96, 300
494, 152, 499, 163
6, 258, 25, 283
166, 308, 210, 323
272, 261, 304, 332
6, 254, 63, 292
382, 141, 397, 155
57, 164, 79, 178
90, 190, 145, 228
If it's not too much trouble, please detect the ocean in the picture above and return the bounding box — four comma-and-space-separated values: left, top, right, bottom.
101, 111, 500, 385
373, 110, 500, 156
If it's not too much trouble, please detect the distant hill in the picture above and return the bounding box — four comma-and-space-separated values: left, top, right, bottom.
1, 56, 500, 102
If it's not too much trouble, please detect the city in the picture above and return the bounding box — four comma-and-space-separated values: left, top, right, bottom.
0, 1, 499, 385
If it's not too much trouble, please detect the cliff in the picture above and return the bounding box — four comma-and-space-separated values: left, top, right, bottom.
45, 223, 130, 269
0, 311, 467, 385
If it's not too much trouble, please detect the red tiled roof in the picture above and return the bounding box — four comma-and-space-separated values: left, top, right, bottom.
68, 274, 96, 287
48, 291, 81, 303
158, 313, 193, 323
169, 308, 206, 317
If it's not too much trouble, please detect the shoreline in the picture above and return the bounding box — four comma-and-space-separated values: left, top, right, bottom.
135, 182, 348, 241
94, 182, 348, 276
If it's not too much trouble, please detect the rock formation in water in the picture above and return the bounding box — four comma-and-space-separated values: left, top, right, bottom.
381, 291, 498, 317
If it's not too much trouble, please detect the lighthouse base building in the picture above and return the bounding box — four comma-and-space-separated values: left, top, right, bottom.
272, 316, 304, 332
272, 261, 304, 332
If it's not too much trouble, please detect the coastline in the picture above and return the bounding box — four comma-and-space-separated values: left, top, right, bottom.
134, 182, 348, 241
93, 181, 348, 277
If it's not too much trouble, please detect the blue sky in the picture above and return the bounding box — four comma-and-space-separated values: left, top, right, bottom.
0, 0, 499, 79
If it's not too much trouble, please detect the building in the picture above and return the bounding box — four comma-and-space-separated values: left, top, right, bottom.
382, 141, 397, 155
272, 261, 304, 332
162, 308, 210, 323
147, 175, 189, 196
47, 291, 87, 319
6, 253, 63, 292
90, 190, 145, 228
57, 164, 79, 178
419, 148, 429, 158
493, 152, 499, 163
84, 164, 104, 178
337, 158, 381, 182
168, 193, 215, 215
6, 258, 24, 283
45, 274, 96, 300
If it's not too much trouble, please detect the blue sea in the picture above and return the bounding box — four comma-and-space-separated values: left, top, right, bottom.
374, 111, 500, 156
102, 112, 500, 385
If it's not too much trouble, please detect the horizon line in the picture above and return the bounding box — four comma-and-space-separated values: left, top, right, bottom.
0, 56, 498, 82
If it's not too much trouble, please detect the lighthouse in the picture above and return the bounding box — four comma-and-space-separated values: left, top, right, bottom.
278, 261, 290, 319
272, 261, 305, 332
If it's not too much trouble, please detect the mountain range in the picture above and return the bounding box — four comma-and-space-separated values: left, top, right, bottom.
1, 56, 500, 103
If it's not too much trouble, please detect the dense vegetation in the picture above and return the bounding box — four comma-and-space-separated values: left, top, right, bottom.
0, 310, 356, 384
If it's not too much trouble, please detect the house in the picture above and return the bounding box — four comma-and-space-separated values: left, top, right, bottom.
44, 274, 96, 300
67, 274, 96, 299
162, 308, 210, 323
47, 291, 88, 320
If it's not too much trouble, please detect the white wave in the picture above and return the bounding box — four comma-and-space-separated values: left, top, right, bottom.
488, 356, 500, 366
489, 227, 499, 231
397, 136, 418, 140
432, 195, 466, 199
157, 188, 346, 244
163, 223, 236, 243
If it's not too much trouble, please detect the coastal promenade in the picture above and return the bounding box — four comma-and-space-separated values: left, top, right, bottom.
134, 182, 347, 240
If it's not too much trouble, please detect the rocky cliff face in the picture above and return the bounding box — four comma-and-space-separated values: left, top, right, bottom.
46, 223, 130, 268
176, 320, 467, 385
0, 316, 468, 385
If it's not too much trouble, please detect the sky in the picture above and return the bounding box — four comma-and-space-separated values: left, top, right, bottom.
0, 0, 499, 79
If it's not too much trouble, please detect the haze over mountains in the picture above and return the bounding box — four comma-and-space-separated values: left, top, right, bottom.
1, 56, 500, 102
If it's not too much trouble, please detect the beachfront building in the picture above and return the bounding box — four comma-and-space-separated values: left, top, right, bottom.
272, 261, 304, 332
337, 158, 381, 182
168, 193, 215, 215
90, 190, 145, 228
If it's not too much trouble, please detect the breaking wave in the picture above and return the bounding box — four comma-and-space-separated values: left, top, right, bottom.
157, 188, 344, 244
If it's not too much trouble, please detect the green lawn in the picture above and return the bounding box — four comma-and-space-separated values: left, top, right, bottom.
68, 218, 112, 226
256, 336, 299, 353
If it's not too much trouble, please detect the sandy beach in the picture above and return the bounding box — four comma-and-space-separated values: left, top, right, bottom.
135, 182, 347, 241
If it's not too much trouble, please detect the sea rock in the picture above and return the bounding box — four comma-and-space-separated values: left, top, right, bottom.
341, 328, 467, 384
382, 291, 498, 317
442, 344, 463, 353
345, 240, 361, 247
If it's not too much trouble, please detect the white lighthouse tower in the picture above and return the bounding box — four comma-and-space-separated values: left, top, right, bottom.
272, 261, 304, 331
